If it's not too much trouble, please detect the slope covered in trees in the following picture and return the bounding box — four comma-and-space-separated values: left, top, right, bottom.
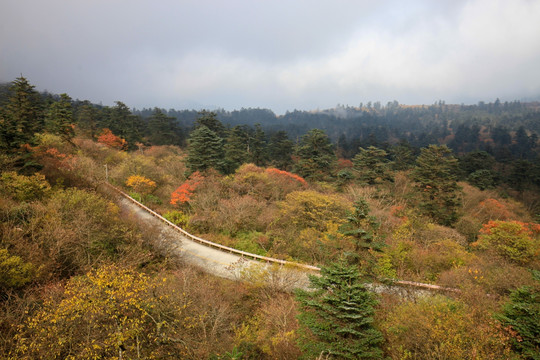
1, 77, 540, 359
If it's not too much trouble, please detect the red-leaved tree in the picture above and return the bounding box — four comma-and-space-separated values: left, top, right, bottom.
97, 128, 127, 150
265, 168, 308, 187
170, 172, 204, 206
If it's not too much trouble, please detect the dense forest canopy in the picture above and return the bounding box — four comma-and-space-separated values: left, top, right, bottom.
3, 78, 540, 158
3, 77, 540, 196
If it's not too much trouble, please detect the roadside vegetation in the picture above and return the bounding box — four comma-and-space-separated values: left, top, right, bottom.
1, 77, 539, 359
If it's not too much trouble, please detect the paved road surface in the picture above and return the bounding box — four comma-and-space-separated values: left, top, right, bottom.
119, 196, 314, 290
107, 185, 457, 297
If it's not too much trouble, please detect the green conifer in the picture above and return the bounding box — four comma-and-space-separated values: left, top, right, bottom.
353, 146, 393, 184
45, 93, 74, 141
0, 76, 44, 150
147, 108, 183, 145
296, 261, 384, 360
268, 130, 294, 170
413, 145, 461, 226
186, 125, 225, 173
224, 125, 250, 173
295, 129, 336, 180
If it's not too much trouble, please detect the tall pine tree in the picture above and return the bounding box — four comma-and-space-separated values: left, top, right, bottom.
45, 93, 74, 141
100, 101, 144, 149
146, 108, 183, 146
268, 130, 294, 170
413, 145, 461, 226
295, 129, 336, 180
248, 123, 268, 166
224, 125, 250, 173
193, 110, 225, 138
296, 261, 384, 360
186, 125, 225, 174
75, 101, 99, 139
339, 199, 383, 267
353, 146, 393, 185
0, 76, 44, 151
496, 271, 540, 359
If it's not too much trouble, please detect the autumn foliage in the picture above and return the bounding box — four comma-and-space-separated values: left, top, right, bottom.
125, 175, 157, 194
14, 265, 191, 359
170, 171, 204, 206
472, 220, 540, 264
336, 158, 353, 169
0, 171, 51, 201
5, 123, 540, 359
381, 295, 514, 359
265, 168, 308, 187
97, 128, 127, 149
29, 146, 75, 171
229, 164, 306, 201
476, 198, 512, 221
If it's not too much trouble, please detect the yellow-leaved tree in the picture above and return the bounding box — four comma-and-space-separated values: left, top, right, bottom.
472, 220, 540, 265
14, 265, 190, 359
125, 175, 157, 195
270, 190, 352, 262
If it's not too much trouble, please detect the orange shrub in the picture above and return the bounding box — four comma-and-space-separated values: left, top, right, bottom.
336, 158, 353, 169
97, 128, 127, 150
41, 147, 75, 170
265, 168, 308, 187
25, 134, 77, 175
170, 171, 204, 206
472, 220, 540, 265
476, 198, 512, 221
389, 205, 408, 224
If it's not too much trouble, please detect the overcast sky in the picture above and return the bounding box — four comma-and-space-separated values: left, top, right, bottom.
1, 0, 540, 114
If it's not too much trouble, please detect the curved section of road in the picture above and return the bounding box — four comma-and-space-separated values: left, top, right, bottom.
104, 183, 315, 290
104, 183, 458, 295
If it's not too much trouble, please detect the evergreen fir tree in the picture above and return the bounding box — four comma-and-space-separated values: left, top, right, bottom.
353, 146, 393, 185
194, 110, 225, 138
103, 101, 144, 149
295, 261, 384, 360
186, 125, 225, 174
413, 145, 461, 226
248, 124, 268, 166
224, 125, 250, 173
496, 271, 540, 359
76, 102, 99, 139
390, 140, 416, 170
45, 93, 74, 141
0, 76, 44, 151
147, 108, 183, 146
295, 129, 336, 180
268, 130, 294, 170
339, 199, 384, 262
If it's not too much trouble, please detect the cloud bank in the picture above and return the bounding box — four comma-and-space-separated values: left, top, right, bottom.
1, 0, 539, 113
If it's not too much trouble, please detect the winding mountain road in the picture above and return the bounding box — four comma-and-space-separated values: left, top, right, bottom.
103, 183, 458, 295
105, 184, 315, 291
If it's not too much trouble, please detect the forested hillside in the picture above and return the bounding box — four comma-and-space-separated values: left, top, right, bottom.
1, 77, 539, 359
